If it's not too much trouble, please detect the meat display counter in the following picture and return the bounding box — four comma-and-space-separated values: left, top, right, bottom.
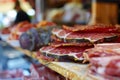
0, 34, 88, 80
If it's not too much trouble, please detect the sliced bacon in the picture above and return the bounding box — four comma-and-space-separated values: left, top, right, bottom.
63, 24, 120, 33
52, 28, 119, 43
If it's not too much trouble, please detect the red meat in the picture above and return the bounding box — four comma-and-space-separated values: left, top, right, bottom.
40, 45, 90, 61
52, 28, 119, 43
63, 24, 120, 33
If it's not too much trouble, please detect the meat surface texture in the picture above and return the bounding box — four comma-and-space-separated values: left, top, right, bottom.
39, 45, 91, 61
52, 28, 119, 43
89, 56, 120, 80
63, 24, 120, 32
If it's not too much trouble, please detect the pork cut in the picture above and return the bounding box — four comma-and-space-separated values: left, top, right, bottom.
39, 45, 91, 62
89, 56, 120, 80
49, 42, 93, 48
63, 24, 120, 32
52, 28, 119, 43
95, 43, 120, 49
83, 43, 120, 61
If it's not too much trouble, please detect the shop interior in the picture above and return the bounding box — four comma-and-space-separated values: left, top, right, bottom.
0, 0, 120, 80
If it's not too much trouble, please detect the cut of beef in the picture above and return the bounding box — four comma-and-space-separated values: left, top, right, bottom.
89, 56, 120, 80
63, 24, 120, 33
39, 45, 91, 62
52, 28, 119, 43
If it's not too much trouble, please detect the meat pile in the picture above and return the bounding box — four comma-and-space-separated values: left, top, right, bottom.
52, 24, 120, 43
38, 24, 120, 62
84, 43, 120, 80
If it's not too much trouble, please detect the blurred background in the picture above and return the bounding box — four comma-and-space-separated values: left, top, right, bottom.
0, 0, 120, 79
0, 0, 120, 28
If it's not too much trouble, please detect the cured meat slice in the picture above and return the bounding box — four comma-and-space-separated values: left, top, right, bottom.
39, 46, 90, 62
90, 56, 120, 68
1, 27, 11, 34
84, 48, 119, 60
52, 28, 119, 43
37, 51, 55, 61
83, 43, 120, 61
9, 21, 36, 40
95, 43, 120, 49
89, 56, 120, 80
50, 42, 93, 48
63, 24, 120, 32
85, 47, 120, 58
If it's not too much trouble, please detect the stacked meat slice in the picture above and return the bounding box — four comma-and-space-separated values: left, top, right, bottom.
39, 42, 92, 62
52, 25, 120, 43
83, 43, 120, 80
88, 56, 120, 80
38, 24, 120, 79
38, 24, 120, 62
84, 43, 120, 61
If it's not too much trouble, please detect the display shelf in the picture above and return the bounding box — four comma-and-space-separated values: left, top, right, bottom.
16, 46, 88, 80
1, 34, 89, 80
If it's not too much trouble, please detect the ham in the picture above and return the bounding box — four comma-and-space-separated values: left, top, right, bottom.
52, 28, 119, 43
85, 47, 120, 58
50, 42, 93, 48
89, 56, 120, 79
39, 45, 91, 62
84, 43, 120, 61
63, 24, 120, 33
95, 43, 120, 49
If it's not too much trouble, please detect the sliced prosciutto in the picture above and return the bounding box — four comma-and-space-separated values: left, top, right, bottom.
52, 28, 119, 43
85, 48, 120, 58
84, 43, 120, 61
39, 45, 91, 62
89, 56, 120, 80
49, 42, 93, 48
63, 24, 120, 33
95, 43, 120, 49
